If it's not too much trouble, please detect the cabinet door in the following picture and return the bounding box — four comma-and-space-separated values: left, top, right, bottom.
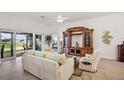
120, 48, 124, 62
64, 36, 68, 47
84, 32, 91, 48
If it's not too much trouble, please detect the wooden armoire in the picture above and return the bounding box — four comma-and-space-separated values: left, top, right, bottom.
63, 27, 93, 56
118, 41, 124, 62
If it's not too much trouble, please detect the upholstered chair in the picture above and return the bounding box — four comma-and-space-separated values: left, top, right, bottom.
79, 49, 101, 72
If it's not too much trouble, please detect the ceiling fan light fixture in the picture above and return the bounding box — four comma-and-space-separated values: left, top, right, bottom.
56, 19, 63, 23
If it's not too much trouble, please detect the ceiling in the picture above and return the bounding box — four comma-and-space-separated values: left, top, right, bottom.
1, 12, 120, 26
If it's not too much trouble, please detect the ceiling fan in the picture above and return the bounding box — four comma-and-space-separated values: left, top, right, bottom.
56, 14, 69, 23
40, 14, 69, 23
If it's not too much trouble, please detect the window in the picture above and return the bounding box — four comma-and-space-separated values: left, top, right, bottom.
0, 32, 13, 58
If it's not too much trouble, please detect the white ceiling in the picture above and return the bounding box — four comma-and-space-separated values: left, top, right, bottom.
0, 12, 120, 26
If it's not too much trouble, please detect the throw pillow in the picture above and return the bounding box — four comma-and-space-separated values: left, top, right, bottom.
60, 53, 67, 64
45, 53, 66, 65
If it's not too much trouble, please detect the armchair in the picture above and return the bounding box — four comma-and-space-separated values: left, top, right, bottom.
79, 50, 101, 72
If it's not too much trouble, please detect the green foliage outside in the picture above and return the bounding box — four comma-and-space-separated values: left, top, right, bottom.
2, 41, 24, 52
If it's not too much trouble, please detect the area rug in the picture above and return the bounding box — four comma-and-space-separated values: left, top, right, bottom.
73, 68, 82, 76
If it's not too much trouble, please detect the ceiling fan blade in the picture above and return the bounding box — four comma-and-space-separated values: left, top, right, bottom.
57, 14, 69, 20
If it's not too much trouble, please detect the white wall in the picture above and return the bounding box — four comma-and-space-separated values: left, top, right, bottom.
57, 13, 124, 60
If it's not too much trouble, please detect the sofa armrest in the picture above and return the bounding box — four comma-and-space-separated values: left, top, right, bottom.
57, 58, 74, 80
72, 56, 76, 59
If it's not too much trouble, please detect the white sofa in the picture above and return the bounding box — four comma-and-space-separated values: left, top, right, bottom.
79, 49, 101, 72
22, 51, 74, 80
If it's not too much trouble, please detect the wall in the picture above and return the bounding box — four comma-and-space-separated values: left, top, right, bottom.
57, 13, 124, 60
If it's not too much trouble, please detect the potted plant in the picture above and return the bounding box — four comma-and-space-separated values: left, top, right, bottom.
45, 35, 52, 46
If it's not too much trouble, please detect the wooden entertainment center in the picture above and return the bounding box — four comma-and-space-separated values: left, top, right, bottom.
63, 27, 93, 56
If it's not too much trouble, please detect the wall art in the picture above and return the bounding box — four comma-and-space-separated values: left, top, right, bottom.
102, 31, 113, 45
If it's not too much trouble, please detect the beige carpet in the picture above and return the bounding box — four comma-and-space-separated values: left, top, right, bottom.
0, 57, 124, 80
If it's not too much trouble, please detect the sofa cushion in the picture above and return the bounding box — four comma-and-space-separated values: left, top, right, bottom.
45, 53, 66, 65
25, 50, 34, 55
34, 51, 45, 58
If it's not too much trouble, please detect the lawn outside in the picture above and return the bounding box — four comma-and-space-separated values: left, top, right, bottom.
1, 41, 25, 58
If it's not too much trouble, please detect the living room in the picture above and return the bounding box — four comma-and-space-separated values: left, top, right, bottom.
1, 0, 124, 93
0, 12, 124, 80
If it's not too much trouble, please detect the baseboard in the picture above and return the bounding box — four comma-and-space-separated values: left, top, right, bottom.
1, 57, 16, 62
101, 58, 117, 61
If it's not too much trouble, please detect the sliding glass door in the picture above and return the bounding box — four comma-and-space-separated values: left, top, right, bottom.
16, 34, 26, 57
0, 32, 13, 59
0, 32, 42, 58
16, 33, 33, 56
26, 33, 33, 50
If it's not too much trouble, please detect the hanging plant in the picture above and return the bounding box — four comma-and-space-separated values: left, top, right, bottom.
45, 35, 52, 46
